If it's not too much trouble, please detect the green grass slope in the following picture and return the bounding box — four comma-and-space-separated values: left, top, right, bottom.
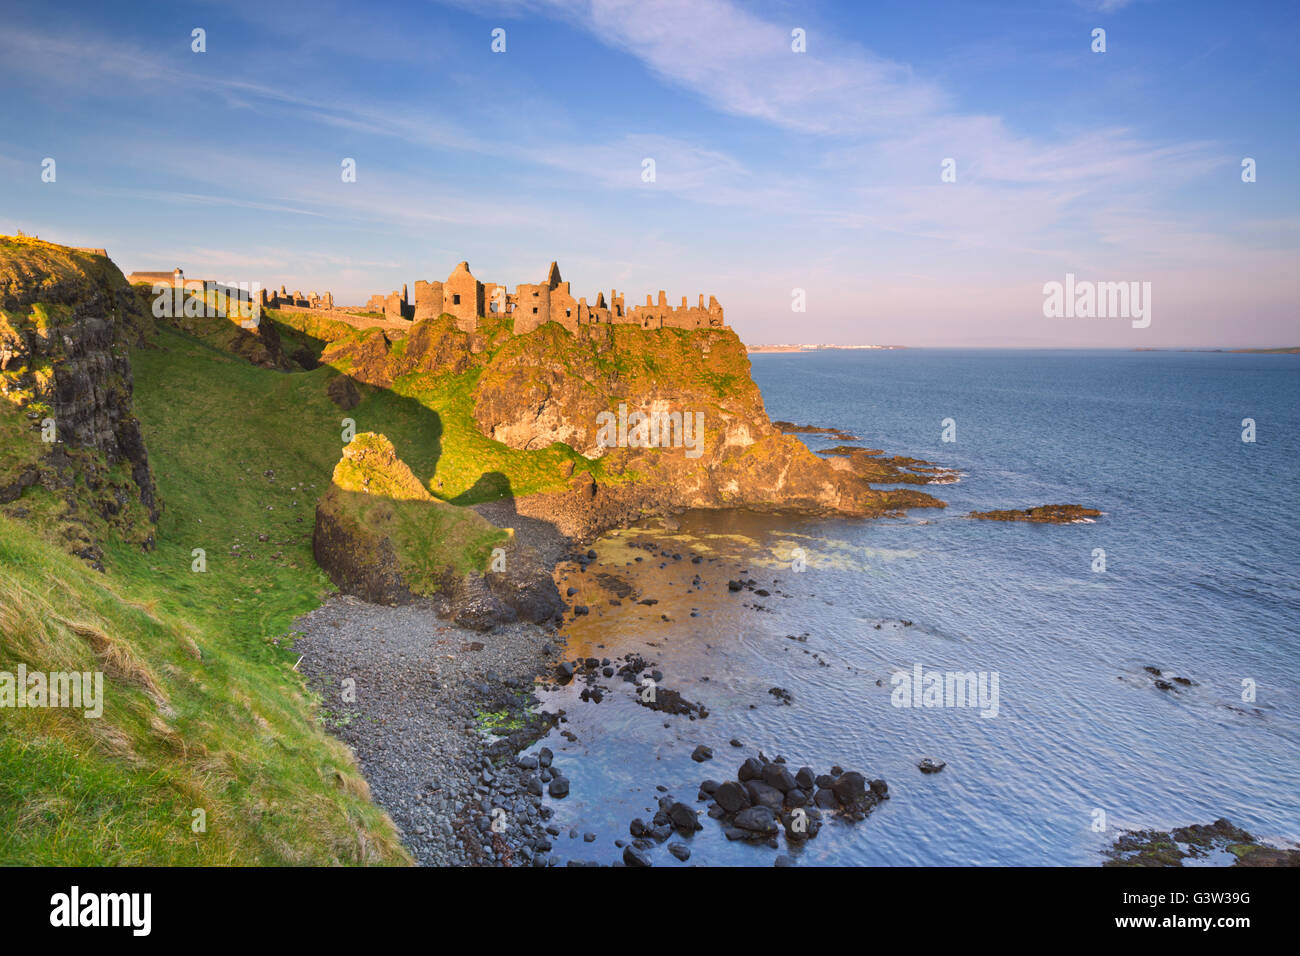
3, 300, 599, 863
0, 322, 446, 864
0, 512, 409, 864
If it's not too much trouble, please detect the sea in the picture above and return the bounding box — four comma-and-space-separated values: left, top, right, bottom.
527, 349, 1300, 865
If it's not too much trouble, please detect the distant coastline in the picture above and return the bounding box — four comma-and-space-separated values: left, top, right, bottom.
1132, 346, 1299, 354
746, 344, 905, 353
747, 344, 1298, 354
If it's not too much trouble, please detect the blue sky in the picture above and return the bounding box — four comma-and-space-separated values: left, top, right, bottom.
1, 0, 1296, 346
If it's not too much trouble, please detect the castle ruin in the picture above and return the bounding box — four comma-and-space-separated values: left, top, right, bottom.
262, 286, 334, 311
124, 267, 209, 293
126, 268, 336, 313
366, 261, 725, 333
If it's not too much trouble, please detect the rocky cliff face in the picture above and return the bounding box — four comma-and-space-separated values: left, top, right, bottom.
0, 237, 159, 563
322, 315, 945, 534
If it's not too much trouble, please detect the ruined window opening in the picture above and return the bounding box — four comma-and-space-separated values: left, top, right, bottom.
453, 294, 461, 305
532, 307, 538, 314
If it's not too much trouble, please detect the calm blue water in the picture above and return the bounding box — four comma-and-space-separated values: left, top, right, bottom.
528, 350, 1300, 866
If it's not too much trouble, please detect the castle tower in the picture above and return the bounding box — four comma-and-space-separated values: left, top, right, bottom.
413, 279, 444, 321
384, 284, 409, 321
512, 281, 550, 335
544, 263, 578, 331
444, 261, 483, 331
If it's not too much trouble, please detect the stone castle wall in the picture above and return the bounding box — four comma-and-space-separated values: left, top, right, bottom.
365, 260, 724, 336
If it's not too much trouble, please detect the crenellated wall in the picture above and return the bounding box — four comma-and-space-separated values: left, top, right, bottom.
364, 260, 725, 335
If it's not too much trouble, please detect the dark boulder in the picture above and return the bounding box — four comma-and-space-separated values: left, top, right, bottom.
714, 781, 751, 813
832, 771, 867, 806
326, 373, 361, 410
667, 802, 701, 833
762, 762, 798, 793
623, 845, 652, 867
813, 788, 839, 810
745, 780, 786, 811
733, 805, 778, 834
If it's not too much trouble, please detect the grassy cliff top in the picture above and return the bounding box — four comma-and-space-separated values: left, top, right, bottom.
1, 235, 130, 312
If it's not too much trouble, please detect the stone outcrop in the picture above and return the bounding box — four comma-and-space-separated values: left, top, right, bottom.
312, 433, 563, 629
325, 373, 361, 410
1104, 818, 1300, 867
817, 446, 960, 485
468, 322, 946, 521
695, 756, 889, 851
967, 504, 1101, 523
0, 236, 160, 562
320, 315, 949, 538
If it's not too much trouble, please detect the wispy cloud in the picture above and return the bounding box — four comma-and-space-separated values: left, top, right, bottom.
480, 0, 947, 135
1, 1, 1292, 346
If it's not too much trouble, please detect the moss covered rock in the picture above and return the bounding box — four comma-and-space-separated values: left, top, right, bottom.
319, 314, 947, 525
313, 433, 562, 628
0, 236, 159, 560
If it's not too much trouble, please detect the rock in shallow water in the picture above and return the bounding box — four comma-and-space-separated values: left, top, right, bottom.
733, 805, 779, 834
714, 780, 751, 813
667, 801, 702, 833
623, 845, 652, 867
832, 771, 867, 805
